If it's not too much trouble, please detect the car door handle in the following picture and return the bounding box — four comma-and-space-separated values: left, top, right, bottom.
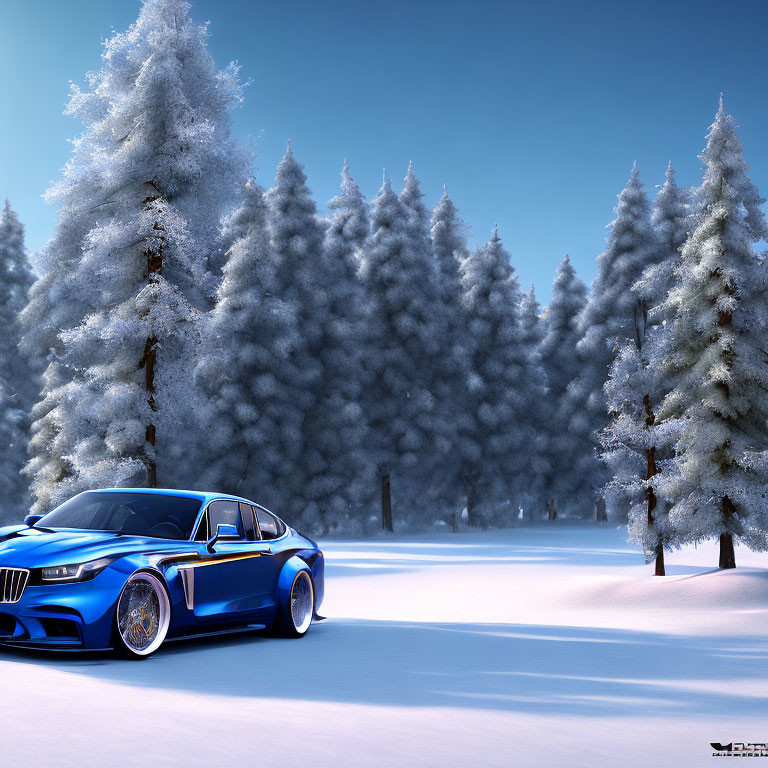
258, 546, 272, 555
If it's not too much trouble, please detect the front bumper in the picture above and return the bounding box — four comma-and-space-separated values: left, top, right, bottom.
0, 568, 126, 650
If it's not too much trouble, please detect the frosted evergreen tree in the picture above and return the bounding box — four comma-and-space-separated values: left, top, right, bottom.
539, 256, 587, 520
0, 202, 38, 521
602, 165, 690, 573
261, 145, 325, 518
459, 228, 527, 522
0, 202, 37, 408
22, 191, 104, 514
399, 165, 469, 526
215, 178, 270, 275
520, 287, 544, 351
304, 160, 370, 532
655, 99, 768, 569
253, 146, 368, 531
431, 187, 469, 285
327, 160, 369, 278
566, 166, 657, 517
0, 202, 35, 321
26, 0, 247, 507
360, 175, 446, 531
638, 164, 691, 319
323, 160, 369, 366
400, 162, 431, 243
517, 285, 549, 516
197, 180, 307, 510
430, 188, 473, 528
602, 323, 678, 574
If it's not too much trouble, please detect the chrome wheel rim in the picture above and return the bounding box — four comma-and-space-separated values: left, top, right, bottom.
117, 572, 170, 656
290, 571, 313, 634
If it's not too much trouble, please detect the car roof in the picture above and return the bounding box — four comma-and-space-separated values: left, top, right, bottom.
83, 488, 258, 506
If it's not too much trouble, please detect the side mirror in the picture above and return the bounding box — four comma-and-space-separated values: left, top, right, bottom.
24, 514, 43, 528
206, 523, 240, 553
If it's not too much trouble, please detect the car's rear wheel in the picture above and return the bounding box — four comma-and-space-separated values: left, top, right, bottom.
114, 572, 170, 658
273, 570, 314, 638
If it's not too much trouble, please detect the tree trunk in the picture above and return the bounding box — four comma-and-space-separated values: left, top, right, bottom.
716, 298, 736, 571
139, 336, 158, 488
719, 532, 736, 569
595, 496, 607, 522
467, 485, 481, 527
381, 474, 393, 532
646, 443, 662, 575
138, 187, 163, 489
719, 496, 736, 569
646, 445, 657, 532
643, 394, 665, 576
547, 497, 557, 521
450, 509, 459, 533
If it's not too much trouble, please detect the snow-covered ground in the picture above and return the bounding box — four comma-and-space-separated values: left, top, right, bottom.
1, 524, 766, 767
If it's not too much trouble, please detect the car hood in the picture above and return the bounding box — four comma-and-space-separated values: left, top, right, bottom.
0, 525, 194, 569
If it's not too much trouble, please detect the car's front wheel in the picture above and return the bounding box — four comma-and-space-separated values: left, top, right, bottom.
273, 570, 314, 638
114, 571, 171, 658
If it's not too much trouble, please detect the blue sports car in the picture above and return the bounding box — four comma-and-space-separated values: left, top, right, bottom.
0, 488, 324, 657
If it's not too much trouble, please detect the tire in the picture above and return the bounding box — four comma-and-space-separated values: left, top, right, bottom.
273, 570, 314, 638
113, 571, 171, 658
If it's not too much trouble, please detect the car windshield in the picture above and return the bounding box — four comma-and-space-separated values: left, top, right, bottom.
38, 492, 202, 541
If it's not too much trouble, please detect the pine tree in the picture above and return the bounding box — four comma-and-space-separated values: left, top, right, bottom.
303, 160, 370, 533
517, 285, 549, 517
431, 187, 469, 286
430, 188, 473, 528
202, 154, 369, 533
216, 177, 270, 269
0, 202, 37, 411
400, 162, 431, 242
520, 287, 544, 352
459, 228, 527, 522
638, 164, 691, 319
256, 144, 326, 522
0, 202, 38, 521
399, 165, 469, 527
360, 174, 446, 531
25, 0, 247, 507
22, 200, 104, 514
655, 99, 768, 569
324, 161, 368, 342
566, 166, 658, 518
197, 180, 306, 510
539, 256, 587, 520
602, 165, 690, 574
260, 146, 369, 531
0, 202, 35, 320
602, 326, 675, 573
327, 161, 369, 275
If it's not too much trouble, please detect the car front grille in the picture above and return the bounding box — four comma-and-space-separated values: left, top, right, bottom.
0, 568, 29, 604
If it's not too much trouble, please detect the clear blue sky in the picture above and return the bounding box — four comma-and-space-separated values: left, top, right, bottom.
1, 0, 767, 302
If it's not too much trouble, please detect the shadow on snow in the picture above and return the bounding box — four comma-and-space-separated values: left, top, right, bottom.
3, 618, 767, 718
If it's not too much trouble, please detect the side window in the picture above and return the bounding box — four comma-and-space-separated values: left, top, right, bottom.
255, 507, 284, 540
239, 503, 259, 541
194, 510, 209, 542
207, 500, 243, 538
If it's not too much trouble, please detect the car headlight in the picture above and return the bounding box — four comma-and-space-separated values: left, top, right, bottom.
41, 557, 114, 582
